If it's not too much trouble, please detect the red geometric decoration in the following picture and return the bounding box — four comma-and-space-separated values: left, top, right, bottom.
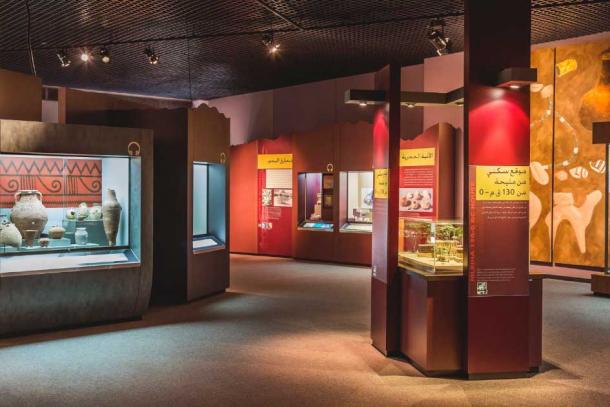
0, 156, 102, 208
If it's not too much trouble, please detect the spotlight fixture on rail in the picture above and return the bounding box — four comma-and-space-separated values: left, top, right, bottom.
99, 46, 111, 64
56, 49, 71, 68
427, 18, 451, 56
144, 46, 159, 65
80, 49, 93, 62
262, 32, 280, 55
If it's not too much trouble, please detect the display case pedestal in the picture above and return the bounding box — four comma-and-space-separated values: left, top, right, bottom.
592, 273, 610, 296
399, 267, 543, 377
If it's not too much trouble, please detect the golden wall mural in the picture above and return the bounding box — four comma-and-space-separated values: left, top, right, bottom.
530, 39, 610, 268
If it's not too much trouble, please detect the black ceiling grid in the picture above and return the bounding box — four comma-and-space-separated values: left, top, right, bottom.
0, 0, 608, 100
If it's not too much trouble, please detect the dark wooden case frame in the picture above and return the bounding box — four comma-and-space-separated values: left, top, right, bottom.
0, 119, 153, 336
67, 105, 230, 304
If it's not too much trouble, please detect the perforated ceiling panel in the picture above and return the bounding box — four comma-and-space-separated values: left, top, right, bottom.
0, 0, 608, 100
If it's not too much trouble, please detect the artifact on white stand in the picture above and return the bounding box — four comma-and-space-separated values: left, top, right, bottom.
102, 189, 122, 246
10, 190, 48, 239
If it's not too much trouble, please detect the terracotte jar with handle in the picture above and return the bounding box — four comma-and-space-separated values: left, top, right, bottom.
10, 190, 48, 239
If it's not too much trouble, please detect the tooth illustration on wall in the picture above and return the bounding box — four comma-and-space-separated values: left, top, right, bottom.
589, 159, 606, 174
530, 161, 550, 185
530, 192, 542, 230
569, 166, 589, 179
545, 190, 602, 254
556, 170, 569, 181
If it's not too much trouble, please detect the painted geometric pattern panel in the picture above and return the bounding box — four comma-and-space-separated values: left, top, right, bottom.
0, 156, 102, 208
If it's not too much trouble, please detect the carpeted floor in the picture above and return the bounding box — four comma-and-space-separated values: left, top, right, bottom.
1, 254, 609, 406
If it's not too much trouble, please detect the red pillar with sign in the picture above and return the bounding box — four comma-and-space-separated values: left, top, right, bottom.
371, 64, 402, 355
464, 0, 533, 377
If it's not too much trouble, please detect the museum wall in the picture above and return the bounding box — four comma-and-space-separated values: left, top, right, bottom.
0, 68, 42, 121
208, 66, 424, 145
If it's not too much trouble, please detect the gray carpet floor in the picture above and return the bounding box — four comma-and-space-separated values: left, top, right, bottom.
1, 254, 609, 406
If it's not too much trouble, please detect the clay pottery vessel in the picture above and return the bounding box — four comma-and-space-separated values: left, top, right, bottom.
39, 238, 50, 248
88, 204, 102, 221
10, 190, 48, 239
76, 203, 90, 220
102, 189, 122, 246
75, 227, 88, 245
23, 229, 37, 247
0, 218, 22, 248
48, 225, 66, 239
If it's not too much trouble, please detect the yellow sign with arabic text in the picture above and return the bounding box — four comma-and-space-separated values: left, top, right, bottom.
475, 166, 529, 201
400, 148, 436, 167
374, 168, 389, 199
257, 154, 293, 169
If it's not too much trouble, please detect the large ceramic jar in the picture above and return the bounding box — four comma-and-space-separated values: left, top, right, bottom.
10, 190, 48, 238
102, 189, 122, 246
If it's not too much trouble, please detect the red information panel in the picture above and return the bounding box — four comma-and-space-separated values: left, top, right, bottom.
398, 147, 436, 218
468, 165, 530, 297
257, 139, 293, 257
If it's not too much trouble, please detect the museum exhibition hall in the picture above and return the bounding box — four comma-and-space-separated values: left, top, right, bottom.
0, 0, 609, 406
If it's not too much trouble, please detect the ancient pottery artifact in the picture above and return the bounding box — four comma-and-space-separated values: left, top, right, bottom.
102, 189, 122, 246
10, 190, 48, 238
23, 229, 37, 247
0, 217, 22, 248
48, 225, 66, 239
88, 204, 102, 221
39, 238, 50, 248
77, 203, 90, 220
75, 227, 88, 245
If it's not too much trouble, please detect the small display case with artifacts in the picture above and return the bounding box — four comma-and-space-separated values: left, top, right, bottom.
340, 171, 373, 233
297, 172, 334, 231
398, 218, 464, 273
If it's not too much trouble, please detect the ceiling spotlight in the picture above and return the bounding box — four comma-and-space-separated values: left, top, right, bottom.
99, 46, 111, 64
262, 33, 280, 55
80, 49, 92, 62
144, 47, 159, 65
427, 18, 451, 56
56, 49, 71, 68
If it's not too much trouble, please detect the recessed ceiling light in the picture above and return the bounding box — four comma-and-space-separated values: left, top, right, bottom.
99, 46, 111, 64
262, 33, 280, 55
80, 49, 92, 62
144, 47, 159, 65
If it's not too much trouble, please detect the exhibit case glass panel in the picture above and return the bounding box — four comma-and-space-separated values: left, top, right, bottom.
192, 162, 225, 250
297, 172, 334, 231
398, 218, 464, 273
341, 171, 373, 233
0, 153, 139, 274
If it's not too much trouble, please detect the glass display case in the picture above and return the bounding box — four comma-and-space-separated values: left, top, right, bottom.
398, 218, 464, 273
297, 172, 334, 231
341, 171, 373, 233
192, 162, 226, 251
0, 153, 139, 274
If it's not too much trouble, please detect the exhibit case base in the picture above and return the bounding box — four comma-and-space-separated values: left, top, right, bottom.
592, 273, 610, 296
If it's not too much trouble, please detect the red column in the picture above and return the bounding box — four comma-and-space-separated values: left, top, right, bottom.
371, 64, 402, 355
464, 0, 532, 377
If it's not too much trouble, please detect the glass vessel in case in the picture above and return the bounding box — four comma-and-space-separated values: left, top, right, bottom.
398, 218, 464, 273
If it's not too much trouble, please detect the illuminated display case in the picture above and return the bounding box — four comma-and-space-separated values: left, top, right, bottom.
297, 172, 334, 231
398, 218, 464, 273
192, 162, 226, 251
0, 119, 152, 336
340, 171, 373, 233
0, 154, 137, 272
